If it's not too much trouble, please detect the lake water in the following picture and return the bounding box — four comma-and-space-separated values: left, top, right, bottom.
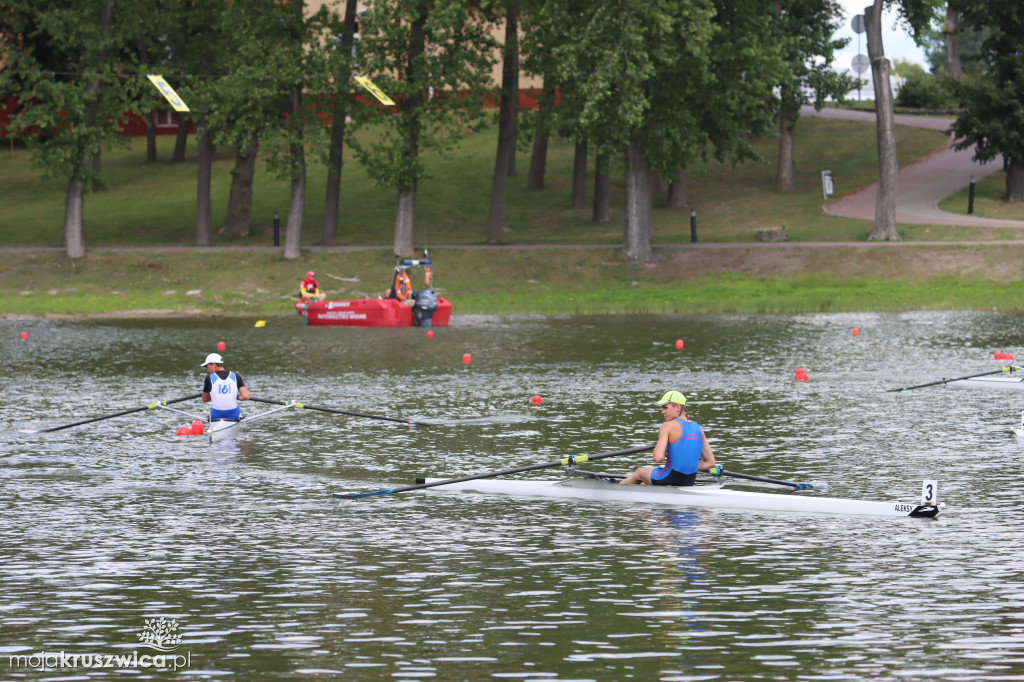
2, 312, 1023, 681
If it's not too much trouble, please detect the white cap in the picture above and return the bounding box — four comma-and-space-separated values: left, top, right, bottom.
200, 353, 223, 366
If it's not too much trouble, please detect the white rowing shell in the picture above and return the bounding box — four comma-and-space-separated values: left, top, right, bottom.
953, 374, 1024, 391
421, 477, 940, 518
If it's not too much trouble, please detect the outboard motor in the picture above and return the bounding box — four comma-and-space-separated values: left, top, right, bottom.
412, 289, 438, 327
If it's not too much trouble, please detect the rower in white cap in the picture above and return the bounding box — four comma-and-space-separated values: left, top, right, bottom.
200, 353, 250, 421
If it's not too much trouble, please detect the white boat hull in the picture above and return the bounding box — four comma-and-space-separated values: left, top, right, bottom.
421, 477, 940, 518
953, 374, 1024, 391
208, 418, 245, 443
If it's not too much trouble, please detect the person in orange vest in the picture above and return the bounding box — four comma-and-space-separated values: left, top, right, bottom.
299, 271, 326, 302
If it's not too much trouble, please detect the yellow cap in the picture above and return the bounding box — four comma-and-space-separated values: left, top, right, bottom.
656, 390, 686, 406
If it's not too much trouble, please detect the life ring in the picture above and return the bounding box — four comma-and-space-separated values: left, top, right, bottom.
392, 271, 412, 301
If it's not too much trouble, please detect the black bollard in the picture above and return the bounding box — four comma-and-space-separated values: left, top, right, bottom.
968, 176, 975, 215
690, 209, 697, 243
273, 211, 280, 246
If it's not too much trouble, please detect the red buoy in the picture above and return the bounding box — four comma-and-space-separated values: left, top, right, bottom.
675, 339, 684, 350
20, 331, 28, 339
531, 395, 543, 405
463, 353, 471, 364
427, 330, 434, 338
852, 328, 860, 336
995, 351, 1005, 360
190, 420, 204, 435
217, 341, 226, 351
175, 426, 190, 436
795, 368, 809, 382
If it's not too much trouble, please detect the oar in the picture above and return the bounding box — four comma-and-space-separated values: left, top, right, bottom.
885, 365, 1021, 392
335, 443, 656, 499
33, 394, 202, 433
249, 397, 418, 425
255, 308, 300, 327
717, 468, 826, 490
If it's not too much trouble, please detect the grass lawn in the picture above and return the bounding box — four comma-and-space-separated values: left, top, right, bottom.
0, 116, 951, 248
5, 114, 1024, 317
938, 170, 1024, 221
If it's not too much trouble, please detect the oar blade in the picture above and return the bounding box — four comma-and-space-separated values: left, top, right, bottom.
334, 489, 396, 499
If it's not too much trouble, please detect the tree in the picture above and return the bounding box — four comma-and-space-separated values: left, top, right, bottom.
311, 0, 359, 245
4, 0, 141, 258
864, 0, 900, 240
351, 0, 496, 257
486, 0, 519, 245
772, 0, 855, 192
949, 0, 1024, 202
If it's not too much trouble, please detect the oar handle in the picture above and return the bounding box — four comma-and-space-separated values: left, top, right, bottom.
250, 397, 417, 425
336, 443, 656, 499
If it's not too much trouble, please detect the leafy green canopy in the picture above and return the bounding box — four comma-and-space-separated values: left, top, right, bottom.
348, 0, 497, 190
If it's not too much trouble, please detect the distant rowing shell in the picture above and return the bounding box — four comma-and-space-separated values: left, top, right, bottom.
420, 477, 941, 518
952, 374, 1024, 391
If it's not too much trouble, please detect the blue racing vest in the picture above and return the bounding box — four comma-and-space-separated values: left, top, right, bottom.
651, 418, 702, 479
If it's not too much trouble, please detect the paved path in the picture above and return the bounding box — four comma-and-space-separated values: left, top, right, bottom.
802, 105, 1024, 228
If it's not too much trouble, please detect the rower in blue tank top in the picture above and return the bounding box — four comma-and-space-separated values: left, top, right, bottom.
620, 391, 717, 486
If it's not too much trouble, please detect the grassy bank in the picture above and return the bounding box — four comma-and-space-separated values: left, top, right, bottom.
0, 116, 963, 248
4, 246, 1024, 318
5, 115, 1024, 318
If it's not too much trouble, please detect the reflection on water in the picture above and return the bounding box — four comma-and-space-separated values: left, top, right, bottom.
1, 312, 1023, 680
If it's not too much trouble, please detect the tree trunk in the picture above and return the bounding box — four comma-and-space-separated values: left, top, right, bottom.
322, 113, 345, 246
63, 171, 86, 259
865, 1, 899, 241
526, 76, 553, 191
667, 165, 687, 208
322, 0, 358, 245
775, 106, 795, 192
486, 0, 519, 245
284, 164, 306, 259
224, 133, 258, 237
623, 139, 652, 264
394, 184, 417, 256
593, 152, 610, 222
173, 115, 189, 161
571, 139, 587, 209
944, 5, 963, 79
91, 151, 104, 192
1007, 157, 1024, 202
283, 86, 306, 260
196, 115, 213, 246
146, 111, 158, 162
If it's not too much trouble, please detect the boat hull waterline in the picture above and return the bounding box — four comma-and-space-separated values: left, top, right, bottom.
419, 477, 941, 517
955, 374, 1024, 391
296, 298, 451, 327
208, 418, 244, 443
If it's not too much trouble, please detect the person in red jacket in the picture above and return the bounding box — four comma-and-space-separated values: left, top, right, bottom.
299, 271, 325, 302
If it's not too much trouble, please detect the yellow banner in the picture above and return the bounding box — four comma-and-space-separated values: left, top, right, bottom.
146, 75, 190, 112
354, 76, 396, 106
